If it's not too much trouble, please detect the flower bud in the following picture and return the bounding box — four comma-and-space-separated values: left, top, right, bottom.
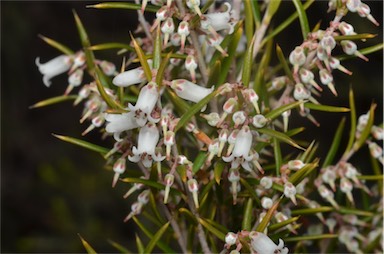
99, 60, 116, 76
185, 55, 198, 82
232, 111, 246, 128
288, 160, 305, 170
252, 114, 268, 128
187, 178, 199, 208
242, 88, 260, 113
138, 189, 150, 205
177, 21, 190, 49
260, 176, 273, 189
371, 125, 384, 140
201, 112, 220, 126
112, 158, 126, 188
289, 46, 306, 72
261, 197, 273, 209
270, 76, 288, 91
164, 174, 174, 204
341, 40, 368, 61
320, 35, 336, 55
225, 232, 238, 247
338, 21, 355, 35
284, 182, 297, 205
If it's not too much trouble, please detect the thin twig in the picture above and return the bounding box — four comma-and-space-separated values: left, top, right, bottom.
135, 0, 153, 41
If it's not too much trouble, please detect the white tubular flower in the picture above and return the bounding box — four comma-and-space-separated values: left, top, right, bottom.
284, 182, 297, 205
357, 3, 379, 26
320, 35, 336, 56
65, 69, 84, 95
177, 21, 190, 49
35, 55, 73, 87
242, 88, 260, 114
299, 68, 323, 92
99, 60, 116, 76
112, 67, 146, 87
223, 126, 253, 171
207, 139, 220, 163
218, 129, 229, 157
261, 197, 273, 209
128, 81, 160, 126
164, 131, 175, 160
129, 123, 165, 168
171, 79, 214, 104
138, 189, 150, 205
112, 157, 126, 188
161, 17, 175, 46
289, 46, 306, 73
201, 3, 234, 35
294, 83, 310, 112
206, 34, 228, 56
249, 232, 288, 254
105, 112, 140, 141
82, 114, 105, 136
329, 57, 352, 75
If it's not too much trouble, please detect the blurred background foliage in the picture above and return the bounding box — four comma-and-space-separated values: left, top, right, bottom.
1, 1, 382, 253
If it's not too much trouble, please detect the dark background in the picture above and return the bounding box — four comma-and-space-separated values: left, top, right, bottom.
1, 1, 382, 252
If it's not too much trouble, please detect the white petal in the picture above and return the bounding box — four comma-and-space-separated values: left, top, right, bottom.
105, 112, 139, 133
112, 68, 145, 87
232, 127, 252, 158
36, 55, 72, 87
134, 82, 159, 114
171, 79, 213, 103
137, 123, 159, 155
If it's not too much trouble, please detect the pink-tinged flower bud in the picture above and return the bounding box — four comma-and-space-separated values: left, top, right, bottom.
320, 35, 336, 56
318, 185, 340, 209
260, 176, 273, 189
225, 129, 238, 156
261, 197, 273, 209
74, 84, 91, 105
138, 189, 150, 205
288, 160, 305, 170
325, 218, 337, 233
185, 55, 198, 82
346, 0, 361, 12
321, 167, 337, 191
357, 3, 379, 26
371, 125, 384, 140
123, 181, 144, 199
99, 60, 116, 76
171, 79, 214, 104
225, 232, 238, 247
329, 57, 352, 75
252, 114, 267, 128
177, 21, 190, 49
200, 3, 233, 35
177, 155, 191, 165
294, 83, 311, 101
232, 111, 246, 128
369, 142, 383, 164
201, 112, 220, 126
338, 21, 355, 35
249, 232, 289, 254
70, 51, 86, 72
105, 112, 140, 141
151, 6, 169, 31
112, 158, 126, 188
161, 17, 175, 46
319, 69, 337, 96
289, 46, 306, 72
112, 67, 146, 87
186, 0, 202, 16
228, 168, 240, 204
82, 114, 105, 136
270, 76, 288, 91
164, 174, 174, 204
242, 88, 260, 114
282, 110, 291, 132
223, 97, 238, 114
187, 178, 199, 208
65, 69, 84, 95
299, 68, 323, 92
124, 201, 143, 222
164, 131, 175, 160
170, 34, 181, 47
35, 55, 73, 87
218, 129, 229, 157
340, 40, 368, 61
284, 182, 297, 205
206, 34, 228, 56
207, 139, 219, 163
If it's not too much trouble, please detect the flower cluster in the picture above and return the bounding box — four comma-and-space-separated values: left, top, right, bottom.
34, 0, 382, 253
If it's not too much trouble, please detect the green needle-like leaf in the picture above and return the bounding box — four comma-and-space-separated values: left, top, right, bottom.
144, 222, 170, 253
89, 42, 134, 52
242, 198, 253, 231
108, 240, 132, 253
94, 67, 124, 109
29, 95, 77, 109
357, 175, 383, 181
353, 103, 376, 152
322, 118, 345, 168
258, 128, 305, 150
285, 234, 337, 242
269, 216, 300, 231
207, 60, 221, 87
265, 0, 282, 24
130, 33, 152, 81
289, 159, 319, 185
265, 101, 303, 120
292, 0, 310, 40
174, 89, 219, 132
250, 0, 261, 27
192, 151, 208, 174
256, 199, 280, 232
135, 234, 144, 254
78, 234, 97, 254
156, 52, 172, 87
121, 177, 180, 195
343, 88, 356, 158
276, 44, 294, 82
153, 26, 162, 70
39, 34, 74, 55
304, 103, 350, 112
242, 34, 256, 87
337, 43, 383, 61
198, 218, 226, 241
52, 134, 109, 155
214, 162, 225, 184
87, 2, 159, 12
244, 0, 255, 45
273, 137, 282, 176
334, 33, 377, 41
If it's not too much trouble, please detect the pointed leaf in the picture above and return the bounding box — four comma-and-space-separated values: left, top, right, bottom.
192, 151, 208, 174
87, 2, 159, 12
198, 218, 226, 241
357, 175, 383, 181
343, 88, 356, 157
322, 118, 345, 168
242, 34, 256, 87
179, 208, 198, 224
273, 137, 282, 176
334, 33, 377, 41
256, 199, 280, 232
291, 206, 333, 216
89, 42, 134, 52
242, 198, 253, 231
285, 234, 337, 242
214, 161, 225, 184
337, 43, 383, 61
130, 34, 152, 81
135, 234, 145, 254
353, 103, 376, 151
240, 178, 260, 202
265, 0, 281, 24
156, 52, 172, 87
29, 95, 77, 109
132, 217, 175, 253
78, 234, 97, 254
299, 140, 316, 162
153, 26, 161, 70
264, 100, 302, 121
94, 67, 124, 109
292, 0, 310, 40
269, 216, 300, 231
121, 177, 180, 195
39, 35, 74, 55
276, 44, 294, 82
305, 103, 350, 112
250, 0, 261, 26
289, 159, 319, 185
174, 89, 219, 132
207, 60, 221, 87
108, 239, 132, 253
164, 89, 190, 115
258, 128, 305, 150
144, 222, 170, 253
52, 134, 109, 154
244, 0, 255, 45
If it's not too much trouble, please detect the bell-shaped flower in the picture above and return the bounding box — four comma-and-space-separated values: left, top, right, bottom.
65, 69, 84, 95
249, 231, 289, 254
99, 60, 117, 76
112, 67, 146, 87
319, 69, 337, 96
340, 40, 368, 61
185, 55, 198, 82
161, 17, 175, 46
112, 157, 126, 188
35, 54, 73, 87
223, 126, 253, 171
128, 81, 160, 126
200, 3, 235, 36
284, 182, 297, 205
105, 111, 140, 141
171, 79, 214, 104
129, 123, 165, 168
